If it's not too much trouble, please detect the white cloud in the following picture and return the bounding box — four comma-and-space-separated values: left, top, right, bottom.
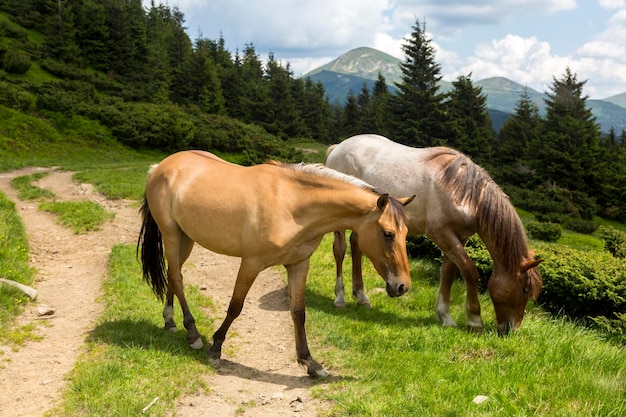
444, 35, 569, 93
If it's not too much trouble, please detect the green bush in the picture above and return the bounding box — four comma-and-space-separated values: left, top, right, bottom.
1, 48, 31, 74
0, 81, 35, 112
527, 222, 562, 242
565, 219, 598, 234
598, 226, 626, 258
464, 234, 493, 292
406, 235, 442, 262
535, 243, 626, 329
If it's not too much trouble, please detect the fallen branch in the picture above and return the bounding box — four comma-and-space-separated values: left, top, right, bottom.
0, 278, 38, 300
142, 397, 159, 414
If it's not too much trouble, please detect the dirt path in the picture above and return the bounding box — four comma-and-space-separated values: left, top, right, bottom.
0, 168, 330, 417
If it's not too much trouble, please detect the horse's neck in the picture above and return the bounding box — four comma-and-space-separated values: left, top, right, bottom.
294, 186, 375, 234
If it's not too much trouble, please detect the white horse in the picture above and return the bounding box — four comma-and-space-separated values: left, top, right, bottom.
325, 134, 543, 334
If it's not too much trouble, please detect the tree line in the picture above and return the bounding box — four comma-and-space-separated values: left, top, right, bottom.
1, 1, 625, 223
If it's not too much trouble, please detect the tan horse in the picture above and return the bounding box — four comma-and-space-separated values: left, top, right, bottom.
137, 150, 415, 377
325, 134, 543, 334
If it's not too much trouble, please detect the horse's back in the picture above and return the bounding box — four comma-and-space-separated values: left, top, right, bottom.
326, 134, 474, 235
145, 151, 276, 256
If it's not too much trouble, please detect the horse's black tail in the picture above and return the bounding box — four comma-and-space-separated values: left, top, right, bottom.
137, 195, 167, 301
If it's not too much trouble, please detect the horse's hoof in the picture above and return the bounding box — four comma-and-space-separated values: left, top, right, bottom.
208, 356, 221, 369
435, 312, 457, 327
357, 301, 373, 308
189, 337, 203, 350
311, 368, 329, 378
208, 345, 222, 359
333, 301, 347, 308
467, 325, 484, 333
166, 325, 177, 333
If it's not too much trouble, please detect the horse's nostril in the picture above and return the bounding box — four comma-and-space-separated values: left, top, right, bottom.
398, 284, 407, 295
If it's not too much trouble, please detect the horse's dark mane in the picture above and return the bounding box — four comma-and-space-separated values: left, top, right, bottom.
432, 149, 532, 276
266, 160, 408, 226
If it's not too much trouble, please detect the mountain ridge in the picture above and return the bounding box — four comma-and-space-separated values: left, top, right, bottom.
303, 47, 626, 133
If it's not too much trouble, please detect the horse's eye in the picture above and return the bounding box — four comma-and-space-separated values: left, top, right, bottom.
383, 230, 394, 240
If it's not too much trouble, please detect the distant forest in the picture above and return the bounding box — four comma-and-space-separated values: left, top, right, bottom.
1, 0, 626, 223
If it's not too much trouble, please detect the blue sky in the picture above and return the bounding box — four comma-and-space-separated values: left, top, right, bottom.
151, 0, 626, 99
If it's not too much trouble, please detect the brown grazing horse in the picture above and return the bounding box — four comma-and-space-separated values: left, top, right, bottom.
325, 134, 543, 334
137, 150, 415, 377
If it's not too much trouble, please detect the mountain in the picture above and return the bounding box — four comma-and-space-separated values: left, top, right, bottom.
303, 47, 626, 134
306, 47, 404, 86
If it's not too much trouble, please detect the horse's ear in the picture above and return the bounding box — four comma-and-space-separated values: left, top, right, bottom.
377, 194, 389, 209
522, 258, 543, 273
399, 195, 416, 206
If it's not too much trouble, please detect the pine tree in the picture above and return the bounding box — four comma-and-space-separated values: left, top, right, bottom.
41, 0, 80, 63
299, 78, 332, 142
342, 90, 360, 138
495, 89, 542, 186
371, 72, 392, 137
356, 81, 375, 133
239, 43, 269, 124
75, 0, 109, 71
445, 74, 494, 164
389, 18, 449, 146
533, 67, 600, 197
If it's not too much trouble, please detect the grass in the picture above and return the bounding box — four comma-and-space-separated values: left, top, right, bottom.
0, 192, 36, 347
50, 244, 215, 417
10, 172, 56, 200
73, 165, 153, 201
1, 128, 624, 415
39, 200, 115, 233
304, 236, 626, 417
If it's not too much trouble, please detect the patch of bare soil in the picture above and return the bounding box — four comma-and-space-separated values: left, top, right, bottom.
0, 168, 331, 417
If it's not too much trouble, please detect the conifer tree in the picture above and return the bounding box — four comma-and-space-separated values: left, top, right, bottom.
356, 81, 375, 133
342, 89, 360, 138
371, 72, 392, 137
41, 0, 80, 63
75, 0, 109, 71
495, 89, 542, 186
445, 74, 494, 164
389, 18, 449, 146
533, 67, 600, 197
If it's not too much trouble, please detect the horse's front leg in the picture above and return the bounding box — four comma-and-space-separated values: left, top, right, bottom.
286, 259, 328, 377
333, 230, 348, 307
209, 260, 259, 359
434, 256, 458, 327
350, 231, 371, 307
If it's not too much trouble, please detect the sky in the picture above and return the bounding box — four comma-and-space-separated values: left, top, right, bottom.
149, 0, 626, 99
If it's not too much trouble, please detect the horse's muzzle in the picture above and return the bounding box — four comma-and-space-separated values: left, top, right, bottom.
386, 282, 409, 297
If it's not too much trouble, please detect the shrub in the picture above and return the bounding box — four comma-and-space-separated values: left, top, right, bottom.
535, 243, 626, 327
564, 219, 598, 234
406, 235, 441, 262
464, 235, 493, 292
2, 49, 31, 74
527, 222, 562, 242
0, 81, 36, 112
598, 226, 626, 258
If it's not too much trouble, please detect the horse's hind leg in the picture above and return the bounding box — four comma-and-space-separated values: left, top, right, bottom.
163, 288, 177, 333
164, 232, 203, 349
333, 230, 347, 307
350, 231, 371, 308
